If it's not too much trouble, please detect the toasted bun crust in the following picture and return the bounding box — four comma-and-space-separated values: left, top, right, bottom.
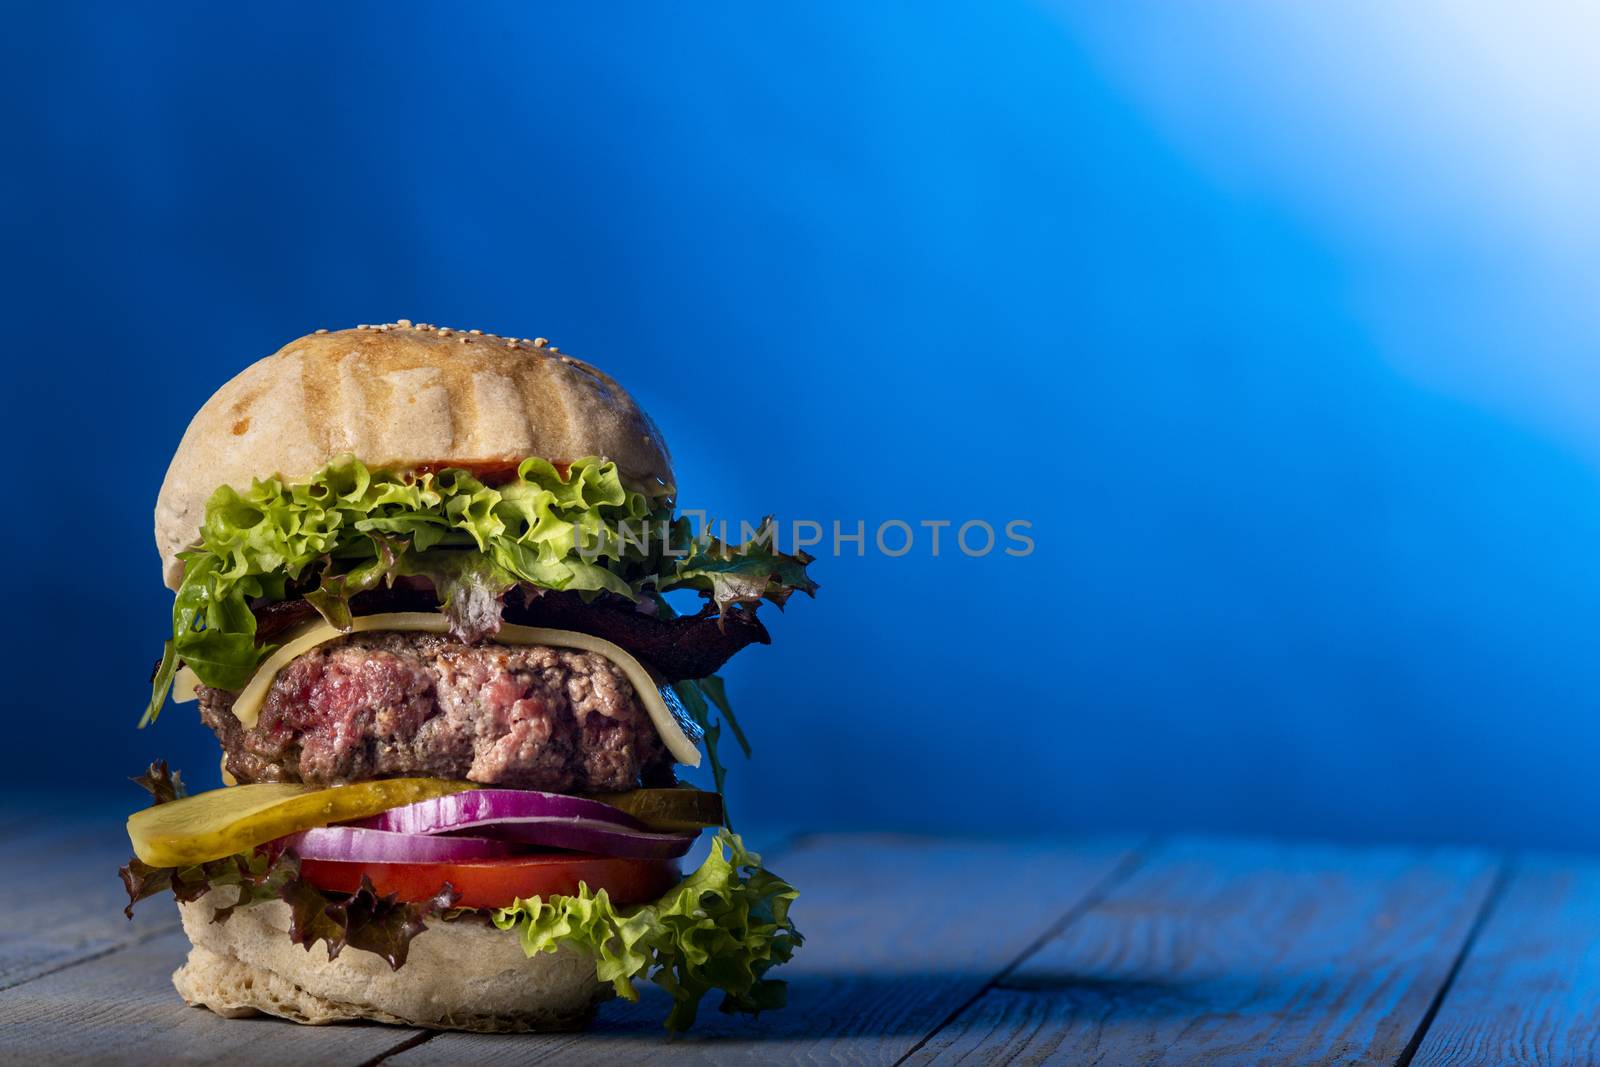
155, 322, 673, 589
173, 892, 609, 1032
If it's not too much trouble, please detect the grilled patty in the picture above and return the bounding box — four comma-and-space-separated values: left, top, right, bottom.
199, 631, 672, 792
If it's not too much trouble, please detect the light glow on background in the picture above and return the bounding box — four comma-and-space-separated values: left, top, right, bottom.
1060, 1, 1600, 446
5, 3, 1600, 847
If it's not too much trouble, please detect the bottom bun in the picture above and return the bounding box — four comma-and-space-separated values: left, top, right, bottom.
173, 890, 610, 1032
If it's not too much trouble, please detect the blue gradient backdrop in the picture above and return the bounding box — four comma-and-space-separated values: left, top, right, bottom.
6, 3, 1600, 848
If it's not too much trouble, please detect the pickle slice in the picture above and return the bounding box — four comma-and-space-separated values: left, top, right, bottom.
592, 788, 726, 832
127, 778, 477, 867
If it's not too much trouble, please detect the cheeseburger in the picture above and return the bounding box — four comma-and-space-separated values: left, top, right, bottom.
121, 322, 815, 1033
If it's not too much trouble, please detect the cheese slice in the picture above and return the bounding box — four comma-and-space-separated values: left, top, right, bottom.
223, 612, 701, 767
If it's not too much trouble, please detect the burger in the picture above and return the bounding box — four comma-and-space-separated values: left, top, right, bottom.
120, 321, 816, 1033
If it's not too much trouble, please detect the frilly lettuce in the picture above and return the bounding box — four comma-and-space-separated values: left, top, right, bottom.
491, 829, 801, 1032
144, 455, 817, 724
664, 516, 817, 612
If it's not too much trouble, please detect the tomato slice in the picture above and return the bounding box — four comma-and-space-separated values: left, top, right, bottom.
299, 852, 680, 909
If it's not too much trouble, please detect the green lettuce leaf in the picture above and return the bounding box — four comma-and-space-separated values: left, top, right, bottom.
302, 531, 406, 631
396, 550, 522, 642
672, 681, 730, 804
695, 674, 751, 759
491, 829, 801, 1032
655, 516, 819, 615
143, 456, 817, 725
650, 596, 755, 809
140, 643, 178, 730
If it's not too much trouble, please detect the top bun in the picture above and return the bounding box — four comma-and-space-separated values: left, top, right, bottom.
154, 322, 673, 590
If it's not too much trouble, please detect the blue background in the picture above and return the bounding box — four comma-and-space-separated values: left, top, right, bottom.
6, 3, 1600, 849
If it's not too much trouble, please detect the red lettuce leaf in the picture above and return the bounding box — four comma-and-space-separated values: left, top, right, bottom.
131, 760, 188, 804
280, 871, 459, 969
120, 846, 456, 970
118, 765, 456, 969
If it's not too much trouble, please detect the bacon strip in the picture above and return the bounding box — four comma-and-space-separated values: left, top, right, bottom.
251, 587, 769, 682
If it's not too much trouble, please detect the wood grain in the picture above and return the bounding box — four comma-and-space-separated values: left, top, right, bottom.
17, 829, 1577, 1067
906, 836, 1501, 1067
0, 927, 423, 1067
382, 833, 1141, 1067
1410, 857, 1600, 1066
0, 815, 180, 990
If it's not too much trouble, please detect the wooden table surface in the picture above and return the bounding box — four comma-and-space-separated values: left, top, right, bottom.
5, 813, 1600, 1066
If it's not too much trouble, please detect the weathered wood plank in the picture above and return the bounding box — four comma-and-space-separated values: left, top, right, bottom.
383, 834, 1142, 1067
1410, 857, 1600, 1066
906, 836, 1500, 1067
0, 815, 180, 990
0, 927, 423, 1067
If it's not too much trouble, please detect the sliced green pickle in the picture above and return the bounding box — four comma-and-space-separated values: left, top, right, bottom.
127, 778, 478, 868
593, 787, 726, 832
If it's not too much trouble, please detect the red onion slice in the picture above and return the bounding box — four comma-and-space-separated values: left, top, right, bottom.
350, 789, 697, 859
283, 826, 517, 863
356, 789, 646, 835
462, 817, 699, 859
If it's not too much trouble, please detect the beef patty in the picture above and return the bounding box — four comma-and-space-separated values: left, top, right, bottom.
199, 631, 673, 792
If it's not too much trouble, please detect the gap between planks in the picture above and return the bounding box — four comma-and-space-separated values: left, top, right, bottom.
373, 832, 1144, 1066
0, 827, 815, 1067
889, 836, 1157, 1067
898, 837, 1509, 1067
0, 815, 182, 992
6, 828, 1517, 1067
1393, 859, 1515, 1067
0, 917, 182, 994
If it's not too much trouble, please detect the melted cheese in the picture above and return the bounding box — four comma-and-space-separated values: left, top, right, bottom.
224, 612, 701, 767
